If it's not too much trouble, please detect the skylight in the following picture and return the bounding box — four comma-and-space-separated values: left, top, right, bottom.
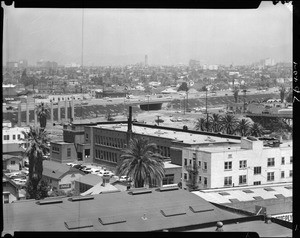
229, 199, 240, 203
38, 199, 63, 205
189, 205, 214, 213
274, 194, 285, 199
161, 207, 186, 217
64, 218, 93, 230
71, 195, 94, 202
242, 190, 254, 194
219, 192, 230, 196
253, 196, 263, 200
264, 187, 275, 191
98, 216, 126, 225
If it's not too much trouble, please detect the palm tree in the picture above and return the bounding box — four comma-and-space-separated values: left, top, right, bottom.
236, 119, 251, 136
250, 123, 264, 137
221, 114, 238, 135
116, 138, 165, 188
233, 88, 239, 103
195, 117, 209, 131
20, 126, 50, 199
279, 85, 286, 103
209, 113, 222, 132
36, 102, 50, 130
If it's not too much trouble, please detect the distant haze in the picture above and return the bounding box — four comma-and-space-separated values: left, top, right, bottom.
2, 2, 292, 66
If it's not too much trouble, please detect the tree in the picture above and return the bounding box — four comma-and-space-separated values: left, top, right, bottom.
233, 88, 239, 103
21, 127, 50, 199
195, 117, 209, 131
177, 82, 189, 92
221, 114, 238, 135
25, 179, 49, 200
106, 112, 115, 121
250, 123, 263, 137
116, 138, 165, 188
209, 113, 222, 132
279, 85, 286, 103
36, 103, 50, 131
236, 119, 251, 136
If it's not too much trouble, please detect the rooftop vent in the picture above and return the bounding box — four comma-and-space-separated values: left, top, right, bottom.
130, 188, 152, 195
274, 194, 285, 199
253, 196, 263, 201
71, 195, 94, 202
64, 218, 93, 230
38, 199, 63, 205
229, 199, 240, 203
219, 192, 230, 196
98, 216, 126, 225
189, 205, 214, 213
161, 207, 186, 217
159, 185, 179, 192
264, 187, 275, 192
242, 190, 254, 194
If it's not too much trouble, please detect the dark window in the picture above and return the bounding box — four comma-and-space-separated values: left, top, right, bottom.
85, 149, 90, 156
281, 171, 285, 178
224, 161, 232, 170
254, 167, 261, 175
289, 170, 293, 177
267, 172, 274, 181
253, 181, 261, 185
267, 158, 275, 167
239, 175, 247, 184
290, 156, 293, 164
184, 173, 187, 180
281, 157, 285, 165
11, 160, 15, 165
224, 176, 232, 186
13, 135, 16, 140
18, 134, 21, 139
203, 162, 207, 170
204, 177, 208, 186
67, 148, 71, 157
184, 159, 187, 166
239, 160, 247, 169
162, 174, 174, 185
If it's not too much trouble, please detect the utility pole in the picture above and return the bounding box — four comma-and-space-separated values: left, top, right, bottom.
205, 87, 209, 131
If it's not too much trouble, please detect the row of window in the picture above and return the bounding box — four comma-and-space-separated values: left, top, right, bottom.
224, 160, 248, 170
95, 149, 119, 163
3, 134, 21, 140
95, 135, 126, 149
162, 174, 174, 185
224, 170, 293, 186
52, 146, 60, 152
183, 173, 208, 186
184, 158, 208, 170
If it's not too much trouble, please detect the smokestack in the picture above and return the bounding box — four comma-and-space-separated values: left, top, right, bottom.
126, 106, 133, 146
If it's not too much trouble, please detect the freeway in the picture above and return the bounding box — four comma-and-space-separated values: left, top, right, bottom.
3, 87, 279, 113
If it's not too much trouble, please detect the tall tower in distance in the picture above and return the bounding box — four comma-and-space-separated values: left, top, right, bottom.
145, 55, 148, 67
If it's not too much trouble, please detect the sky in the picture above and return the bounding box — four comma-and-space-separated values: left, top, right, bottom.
2, 1, 292, 66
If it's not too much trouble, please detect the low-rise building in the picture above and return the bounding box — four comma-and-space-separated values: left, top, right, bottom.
49, 141, 77, 163
3, 155, 23, 171
3, 175, 20, 203
42, 160, 85, 192
181, 137, 292, 190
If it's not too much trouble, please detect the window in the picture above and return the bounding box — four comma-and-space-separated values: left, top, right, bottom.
267, 172, 274, 181
162, 174, 174, 185
239, 175, 247, 184
228, 154, 232, 158
189, 159, 192, 165
11, 160, 15, 165
289, 170, 293, 177
86, 133, 89, 139
224, 161, 232, 171
184, 159, 187, 166
13, 135, 16, 140
204, 177, 208, 186
18, 134, 21, 139
203, 162, 207, 170
67, 148, 71, 157
290, 156, 293, 164
281, 171, 285, 178
184, 173, 187, 181
281, 157, 285, 165
85, 149, 90, 156
239, 160, 247, 169
4, 135, 9, 140
3, 194, 9, 204
198, 161, 201, 167
199, 176, 202, 183
253, 181, 261, 185
254, 167, 261, 175
267, 158, 275, 167
224, 176, 232, 186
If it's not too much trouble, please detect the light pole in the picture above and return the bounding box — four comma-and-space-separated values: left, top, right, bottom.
205, 87, 209, 131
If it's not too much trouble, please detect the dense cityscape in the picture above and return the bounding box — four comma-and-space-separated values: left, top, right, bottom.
2, 2, 293, 236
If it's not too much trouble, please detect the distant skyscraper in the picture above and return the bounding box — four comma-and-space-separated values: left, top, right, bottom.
145, 55, 148, 67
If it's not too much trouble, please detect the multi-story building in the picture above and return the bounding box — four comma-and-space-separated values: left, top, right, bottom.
181, 137, 292, 190
49, 141, 78, 163
2, 121, 30, 156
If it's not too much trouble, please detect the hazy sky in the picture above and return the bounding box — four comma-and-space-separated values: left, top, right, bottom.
2, 1, 292, 66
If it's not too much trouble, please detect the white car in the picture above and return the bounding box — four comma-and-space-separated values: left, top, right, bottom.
66, 163, 77, 167
13, 178, 27, 186
119, 176, 129, 181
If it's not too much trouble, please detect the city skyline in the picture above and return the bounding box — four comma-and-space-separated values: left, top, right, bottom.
2, 2, 292, 67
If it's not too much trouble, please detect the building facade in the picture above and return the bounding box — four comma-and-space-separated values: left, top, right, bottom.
181, 137, 293, 190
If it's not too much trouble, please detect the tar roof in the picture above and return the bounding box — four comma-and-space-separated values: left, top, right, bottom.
189, 220, 292, 237
192, 183, 292, 204
94, 124, 240, 145
3, 189, 245, 233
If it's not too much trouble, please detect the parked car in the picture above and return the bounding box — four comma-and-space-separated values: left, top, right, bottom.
66, 163, 78, 167
82, 167, 92, 174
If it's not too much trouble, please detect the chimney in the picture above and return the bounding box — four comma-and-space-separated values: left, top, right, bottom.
215, 221, 224, 232
101, 174, 110, 187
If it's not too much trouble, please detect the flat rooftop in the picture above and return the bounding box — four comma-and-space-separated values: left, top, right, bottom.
164, 161, 182, 169
192, 183, 292, 205
93, 124, 241, 145
3, 189, 245, 233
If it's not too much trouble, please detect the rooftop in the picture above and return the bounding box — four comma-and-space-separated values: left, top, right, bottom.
43, 160, 84, 180
75, 174, 103, 186
164, 161, 182, 169
3, 189, 245, 233
94, 124, 241, 145
81, 182, 120, 196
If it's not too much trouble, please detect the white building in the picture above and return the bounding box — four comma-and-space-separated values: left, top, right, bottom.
181, 137, 292, 190
2, 122, 30, 145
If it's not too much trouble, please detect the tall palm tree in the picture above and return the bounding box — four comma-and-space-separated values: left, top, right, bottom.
233, 88, 239, 103
236, 119, 251, 136
195, 117, 209, 131
249, 123, 264, 137
116, 138, 165, 188
20, 126, 50, 199
209, 113, 222, 132
36, 102, 50, 130
221, 114, 238, 135
279, 85, 286, 103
